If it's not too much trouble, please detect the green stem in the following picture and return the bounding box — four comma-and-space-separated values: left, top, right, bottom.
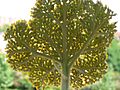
61, 1, 69, 90
61, 63, 70, 90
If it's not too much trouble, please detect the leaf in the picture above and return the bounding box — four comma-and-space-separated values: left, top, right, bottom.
4, 0, 116, 88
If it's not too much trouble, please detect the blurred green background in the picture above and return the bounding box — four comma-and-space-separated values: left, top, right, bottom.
0, 24, 120, 90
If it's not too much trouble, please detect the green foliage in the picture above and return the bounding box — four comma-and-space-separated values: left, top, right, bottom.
4, 0, 116, 89
0, 53, 14, 89
16, 78, 34, 90
108, 39, 120, 72
0, 24, 9, 32
0, 53, 34, 90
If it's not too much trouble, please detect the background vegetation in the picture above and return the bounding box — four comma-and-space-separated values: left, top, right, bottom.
0, 24, 9, 32
0, 25, 120, 90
